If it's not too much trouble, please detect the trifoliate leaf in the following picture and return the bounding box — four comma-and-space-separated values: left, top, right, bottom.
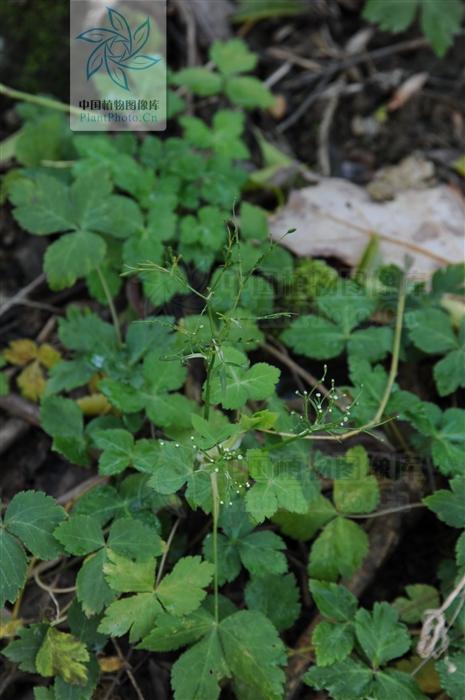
17, 360, 46, 401
355, 602, 411, 667
3, 624, 48, 672
35, 628, 89, 685
312, 620, 355, 666
309, 517, 368, 581
309, 580, 358, 622
44, 231, 106, 290
103, 549, 155, 593
424, 476, 465, 527
245, 449, 307, 523
108, 518, 163, 561
203, 502, 287, 583
219, 610, 286, 700
54, 515, 104, 556
210, 39, 257, 76
245, 573, 301, 631
5, 490, 66, 559
98, 592, 161, 642
181, 112, 249, 160
209, 354, 280, 410
156, 556, 214, 616
76, 549, 115, 615
393, 584, 440, 623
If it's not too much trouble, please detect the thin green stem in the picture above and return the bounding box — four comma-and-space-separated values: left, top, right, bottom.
346, 503, 426, 519
96, 266, 122, 346
0, 82, 82, 116
374, 278, 407, 423
210, 472, 220, 623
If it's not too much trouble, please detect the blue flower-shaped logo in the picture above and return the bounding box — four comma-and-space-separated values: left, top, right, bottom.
76, 7, 160, 91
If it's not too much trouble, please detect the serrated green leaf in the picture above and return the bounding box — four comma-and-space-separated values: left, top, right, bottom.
171, 630, 228, 700
35, 628, 89, 685
67, 599, 107, 647
304, 658, 373, 700
312, 620, 355, 666
76, 549, 116, 615
54, 515, 104, 556
406, 308, 457, 354
9, 175, 75, 234
93, 429, 135, 476
108, 518, 163, 561
420, 0, 463, 57
156, 556, 214, 616
225, 76, 274, 109
44, 231, 106, 290
0, 529, 28, 607
40, 396, 88, 466
54, 654, 99, 700
245, 449, 307, 523
393, 584, 440, 623
355, 602, 411, 667
103, 549, 155, 593
281, 315, 346, 359
424, 476, 465, 527
309, 580, 358, 622
147, 442, 194, 494
273, 495, 336, 541
98, 592, 161, 642
436, 652, 465, 699
139, 608, 215, 651
210, 39, 257, 76
309, 517, 368, 581
173, 68, 223, 96
5, 490, 66, 559
245, 573, 301, 631
2, 624, 48, 672
333, 447, 380, 514
141, 263, 188, 307
72, 485, 123, 526
209, 354, 280, 410
219, 610, 286, 700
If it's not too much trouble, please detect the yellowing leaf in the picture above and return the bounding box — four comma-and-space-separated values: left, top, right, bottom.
0, 617, 23, 638
396, 655, 441, 693
35, 627, 89, 685
17, 360, 46, 401
98, 655, 125, 673
37, 343, 61, 368
3, 339, 37, 365
77, 394, 112, 416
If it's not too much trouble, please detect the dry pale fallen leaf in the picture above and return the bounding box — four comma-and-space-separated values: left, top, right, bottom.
269, 178, 465, 279
387, 72, 428, 112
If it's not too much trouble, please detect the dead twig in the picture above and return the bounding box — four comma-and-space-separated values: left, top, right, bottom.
0, 418, 30, 456
0, 274, 45, 318
0, 394, 40, 425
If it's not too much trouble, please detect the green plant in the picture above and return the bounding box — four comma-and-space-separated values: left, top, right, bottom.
363, 0, 464, 56
1, 36, 465, 700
